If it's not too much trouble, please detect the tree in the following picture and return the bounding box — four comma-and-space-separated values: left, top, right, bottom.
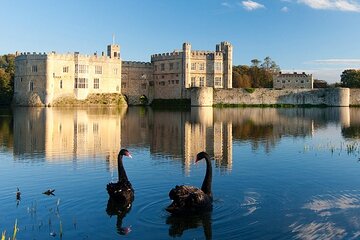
232, 57, 280, 88
251, 59, 261, 67
0, 54, 15, 105
340, 69, 360, 88
260, 56, 280, 74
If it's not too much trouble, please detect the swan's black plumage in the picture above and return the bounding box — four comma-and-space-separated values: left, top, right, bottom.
166, 152, 213, 215
106, 149, 134, 203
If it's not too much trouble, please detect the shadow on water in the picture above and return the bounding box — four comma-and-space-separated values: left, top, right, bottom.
166, 212, 212, 240
106, 197, 133, 235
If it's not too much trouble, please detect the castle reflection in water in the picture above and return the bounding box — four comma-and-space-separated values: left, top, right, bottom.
11, 106, 360, 174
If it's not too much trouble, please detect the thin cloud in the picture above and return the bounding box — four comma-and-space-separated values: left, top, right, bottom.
298, 0, 360, 12
221, 2, 231, 8
281, 6, 290, 12
241, 0, 265, 11
310, 59, 360, 65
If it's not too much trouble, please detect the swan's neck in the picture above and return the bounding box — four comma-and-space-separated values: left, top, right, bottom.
201, 155, 212, 196
118, 154, 129, 183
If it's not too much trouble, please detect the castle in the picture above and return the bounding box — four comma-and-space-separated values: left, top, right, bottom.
14, 42, 233, 106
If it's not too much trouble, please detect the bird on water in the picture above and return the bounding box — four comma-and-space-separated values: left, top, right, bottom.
106, 149, 134, 204
166, 151, 213, 215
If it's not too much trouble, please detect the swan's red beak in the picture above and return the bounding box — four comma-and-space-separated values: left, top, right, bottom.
126, 152, 132, 158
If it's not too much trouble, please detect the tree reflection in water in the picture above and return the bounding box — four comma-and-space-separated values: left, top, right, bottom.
166, 212, 212, 240
106, 197, 133, 235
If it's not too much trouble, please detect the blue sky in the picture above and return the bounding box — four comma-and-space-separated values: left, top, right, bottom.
1, 0, 360, 83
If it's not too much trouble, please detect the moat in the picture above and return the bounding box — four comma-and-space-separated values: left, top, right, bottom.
1, 107, 360, 239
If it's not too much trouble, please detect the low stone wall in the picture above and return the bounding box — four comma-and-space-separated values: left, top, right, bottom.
213, 88, 350, 107
51, 93, 127, 107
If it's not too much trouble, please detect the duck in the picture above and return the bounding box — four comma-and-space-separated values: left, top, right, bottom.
166, 152, 213, 215
106, 149, 134, 203
43, 189, 55, 196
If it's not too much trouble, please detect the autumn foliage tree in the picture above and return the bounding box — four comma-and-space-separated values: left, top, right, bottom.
232, 56, 280, 88
0, 54, 15, 105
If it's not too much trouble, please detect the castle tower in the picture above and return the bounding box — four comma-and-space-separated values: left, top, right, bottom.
221, 42, 232, 89
107, 44, 120, 59
182, 43, 191, 88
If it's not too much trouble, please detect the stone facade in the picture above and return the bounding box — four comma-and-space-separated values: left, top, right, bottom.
149, 42, 232, 101
14, 44, 122, 106
273, 72, 313, 89
14, 42, 233, 106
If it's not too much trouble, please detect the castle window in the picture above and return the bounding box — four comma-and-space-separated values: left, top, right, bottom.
141, 83, 147, 89
29, 81, 34, 91
114, 68, 118, 75
95, 66, 102, 74
31, 65, 38, 73
199, 63, 204, 71
176, 80, 179, 84
191, 63, 196, 70
155, 65, 158, 71
169, 63, 174, 70
63, 66, 69, 73
74, 77, 88, 88
93, 123, 99, 134
94, 78, 99, 89
149, 81, 154, 86
214, 77, 222, 87
162, 75, 164, 79
161, 63, 165, 71
301, 80, 304, 83
176, 62, 180, 69
199, 77, 205, 87
160, 81, 165, 86
75, 64, 89, 74
215, 62, 221, 71
60, 80, 63, 89
191, 77, 196, 87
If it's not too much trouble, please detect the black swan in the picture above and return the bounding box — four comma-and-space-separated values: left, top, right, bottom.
106, 149, 134, 203
166, 151, 213, 215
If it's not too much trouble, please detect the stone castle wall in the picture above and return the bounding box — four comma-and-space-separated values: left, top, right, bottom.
350, 89, 360, 106
121, 61, 153, 105
213, 88, 349, 106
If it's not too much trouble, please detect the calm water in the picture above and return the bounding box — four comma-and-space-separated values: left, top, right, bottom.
1, 106, 360, 239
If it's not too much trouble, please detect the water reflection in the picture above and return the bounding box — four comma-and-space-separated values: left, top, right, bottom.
0, 108, 13, 149
166, 212, 212, 240
8, 106, 358, 171
290, 191, 360, 239
106, 197, 133, 235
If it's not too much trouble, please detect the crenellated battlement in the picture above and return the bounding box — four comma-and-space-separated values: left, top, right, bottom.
151, 51, 183, 60
122, 61, 152, 67
15, 51, 120, 61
